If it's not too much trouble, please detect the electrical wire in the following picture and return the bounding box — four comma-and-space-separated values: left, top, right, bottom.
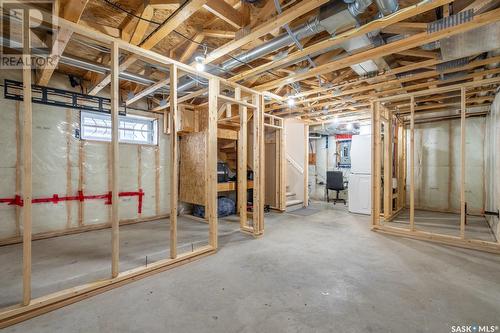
99, 0, 283, 80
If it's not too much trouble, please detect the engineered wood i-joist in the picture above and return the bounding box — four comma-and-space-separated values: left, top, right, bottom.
271, 55, 500, 113
232, 0, 454, 83
37, 0, 89, 86
203, 0, 329, 65
255, 7, 500, 90
89, 0, 208, 95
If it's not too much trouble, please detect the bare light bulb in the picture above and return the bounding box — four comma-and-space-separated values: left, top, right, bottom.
195, 61, 205, 72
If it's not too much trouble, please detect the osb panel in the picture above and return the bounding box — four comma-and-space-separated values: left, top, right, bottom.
179, 131, 206, 206
265, 141, 277, 207
198, 107, 208, 132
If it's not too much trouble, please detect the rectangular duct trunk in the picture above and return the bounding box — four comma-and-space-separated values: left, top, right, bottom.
440, 22, 500, 61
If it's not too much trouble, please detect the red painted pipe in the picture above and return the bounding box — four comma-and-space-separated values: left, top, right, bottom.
0, 189, 144, 214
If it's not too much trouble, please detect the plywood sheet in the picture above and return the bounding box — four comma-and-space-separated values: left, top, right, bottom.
265, 141, 277, 207
179, 132, 206, 206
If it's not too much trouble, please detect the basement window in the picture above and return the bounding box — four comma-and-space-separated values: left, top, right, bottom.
80, 111, 158, 145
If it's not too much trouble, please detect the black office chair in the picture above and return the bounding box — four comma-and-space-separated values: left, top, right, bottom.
326, 171, 347, 205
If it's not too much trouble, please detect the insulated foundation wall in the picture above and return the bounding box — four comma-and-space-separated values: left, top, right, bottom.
486, 92, 500, 239
407, 117, 486, 214
0, 72, 170, 243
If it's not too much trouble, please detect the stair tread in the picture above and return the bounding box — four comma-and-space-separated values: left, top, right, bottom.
286, 192, 295, 197
286, 199, 303, 206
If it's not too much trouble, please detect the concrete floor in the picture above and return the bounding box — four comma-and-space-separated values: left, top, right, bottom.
389, 209, 497, 242
0, 216, 241, 308
309, 181, 348, 202
3, 203, 500, 332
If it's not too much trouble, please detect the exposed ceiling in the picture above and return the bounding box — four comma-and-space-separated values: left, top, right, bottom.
1, 0, 499, 124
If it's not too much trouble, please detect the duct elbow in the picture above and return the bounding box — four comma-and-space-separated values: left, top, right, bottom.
347, 0, 373, 16
374, 0, 399, 16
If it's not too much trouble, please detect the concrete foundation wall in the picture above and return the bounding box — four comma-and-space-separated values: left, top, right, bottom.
0, 71, 170, 242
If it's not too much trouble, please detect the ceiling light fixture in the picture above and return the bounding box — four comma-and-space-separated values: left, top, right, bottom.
195, 56, 205, 72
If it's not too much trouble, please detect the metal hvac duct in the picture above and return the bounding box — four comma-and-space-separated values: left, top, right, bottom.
0, 37, 156, 87
3, 0, 401, 98
59, 55, 157, 86
175, 15, 327, 92
374, 0, 399, 16
440, 22, 500, 60
177, 0, 397, 92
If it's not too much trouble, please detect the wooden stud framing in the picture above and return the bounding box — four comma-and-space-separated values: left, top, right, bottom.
207, 78, 219, 247
155, 146, 160, 216
383, 113, 393, 220
371, 102, 381, 227
0, 246, 215, 328
279, 124, 286, 211
0, 7, 269, 326
170, 64, 179, 258
110, 41, 120, 278
251, 95, 260, 234
66, 109, 73, 229
15, 102, 21, 236
78, 141, 84, 226
22, 9, 33, 306
460, 87, 466, 238
236, 87, 248, 229
303, 124, 309, 208
258, 95, 265, 233
409, 96, 415, 231
371, 83, 500, 253
397, 121, 405, 211
250, 93, 264, 235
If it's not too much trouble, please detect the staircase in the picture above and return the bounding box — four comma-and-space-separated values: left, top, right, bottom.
285, 187, 303, 212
